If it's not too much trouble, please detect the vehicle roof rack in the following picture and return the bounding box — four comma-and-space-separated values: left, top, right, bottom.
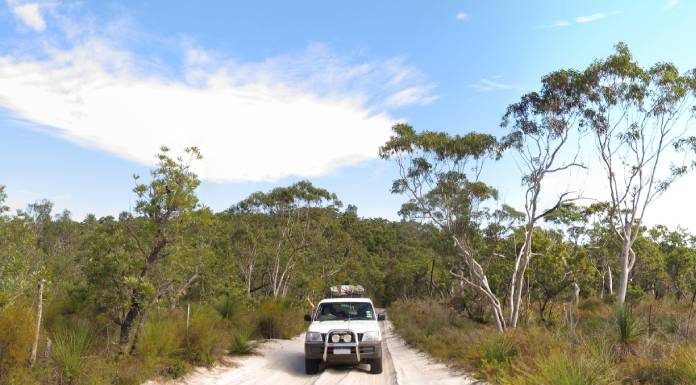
328, 284, 365, 298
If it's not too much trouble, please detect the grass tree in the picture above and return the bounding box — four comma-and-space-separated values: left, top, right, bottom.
581, 43, 696, 307
380, 125, 507, 331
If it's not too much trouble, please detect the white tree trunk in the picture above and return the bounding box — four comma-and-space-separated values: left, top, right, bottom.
509, 228, 532, 328
452, 236, 506, 332
616, 241, 632, 307
29, 279, 45, 367
573, 282, 580, 306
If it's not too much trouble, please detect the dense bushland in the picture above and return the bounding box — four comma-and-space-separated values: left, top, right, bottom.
0, 151, 447, 384
2, 43, 696, 384
391, 299, 696, 384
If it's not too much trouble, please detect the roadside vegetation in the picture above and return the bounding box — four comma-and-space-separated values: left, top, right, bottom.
391, 298, 696, 385
382, 43, 696, 385
1, 42, 696, 385
0, 150, 447, 384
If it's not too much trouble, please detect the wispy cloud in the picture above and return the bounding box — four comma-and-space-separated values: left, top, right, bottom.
7, 1, 46, 31
0, 6, 436, 183
575, 13, 607, 24
550, 20, 571, 28
456, 12, 470, 22
667, 0, 680, 9
541, 11, 612, 29
470, 76, 521, 92
384, 85, 438, 108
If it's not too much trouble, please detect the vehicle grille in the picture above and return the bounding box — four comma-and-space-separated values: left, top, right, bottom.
320, 332, 365, 342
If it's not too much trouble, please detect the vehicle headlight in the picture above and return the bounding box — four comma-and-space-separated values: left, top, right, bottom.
361, 331, 381, 342
305, 332, 323, 342
331, 334, 341, 343
342, 334, 352, 343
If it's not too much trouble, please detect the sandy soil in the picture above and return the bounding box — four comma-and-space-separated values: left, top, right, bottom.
144, 321, 481, 385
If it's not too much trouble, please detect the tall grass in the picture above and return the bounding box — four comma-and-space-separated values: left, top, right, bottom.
616, 306, 643, 345
521, 346, 615, 385
51, 325, 92, 384
229, 330, 253, 355
255, 300, 304, 339
2, 299, 310, 384
215, 295, 239, 321
136, 318, 183, 364
184, 305, 227, 366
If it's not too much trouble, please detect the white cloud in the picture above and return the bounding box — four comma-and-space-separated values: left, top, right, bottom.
541, 11, 612, 29
470, 76, 522, 92
0, 37, 435, 182
384, 85, 438, 108
7, 1, 46, 31
667, 0, 680, 9
575, 13, 607, 24
550, 20, 571, 28
455, 12, 470, 22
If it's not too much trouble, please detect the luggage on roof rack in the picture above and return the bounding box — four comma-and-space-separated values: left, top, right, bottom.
328, 284, 365, 297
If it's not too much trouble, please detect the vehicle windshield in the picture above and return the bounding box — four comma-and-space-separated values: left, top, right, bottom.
315, 302, 375, 321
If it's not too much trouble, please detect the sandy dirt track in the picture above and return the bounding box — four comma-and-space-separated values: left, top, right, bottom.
146, 321, 480, 385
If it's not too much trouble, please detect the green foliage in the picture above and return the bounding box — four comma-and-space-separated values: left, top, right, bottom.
0, 215, 43, 305
214, 294, 239, 321
183, 306, 226, 366
0, 303, 35, 381
626, 347, 696, 385
51, 324, 92, 384
161, 359, 190, 379
520, 347, 615, 385
476, 335, 517, 366
136, 317, 183, 364
229, 331, 253, 355
615, 306, 643, 345
0, 42, 694, 383
255, 300, 304, 339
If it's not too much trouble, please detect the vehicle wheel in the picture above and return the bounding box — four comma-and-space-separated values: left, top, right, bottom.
305, 358, 320, 374
370, 357, 383, 374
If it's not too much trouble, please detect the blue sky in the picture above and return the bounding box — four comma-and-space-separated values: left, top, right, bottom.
1, 0, 695, 229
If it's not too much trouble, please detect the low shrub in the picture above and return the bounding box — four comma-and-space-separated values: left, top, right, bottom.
183, 305, 227, 366
521, 347, 615, 385
625, 346, 696, 385
255, 300, 304, 339
215, 294, 239, 321
111, 357, 153, 385
136, 317, 183, 364
161, 358, 190, 379
616, 306, 642, 344
0, 303, 35, 381
51, 324, 92, 384
4, 367, 41, 385
229, 330, 253, 355
468, 333, 518, 379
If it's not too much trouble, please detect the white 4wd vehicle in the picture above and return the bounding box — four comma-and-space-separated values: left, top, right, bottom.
304, 297, 385, 374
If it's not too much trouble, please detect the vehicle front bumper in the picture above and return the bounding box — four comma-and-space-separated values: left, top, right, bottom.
305, 334, 382, 363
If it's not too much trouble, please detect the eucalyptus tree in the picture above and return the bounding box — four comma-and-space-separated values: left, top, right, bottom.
581, 43, 696, 307
380, 124, 508, 331
501, 68, 587, 327
232, 181, 342, 298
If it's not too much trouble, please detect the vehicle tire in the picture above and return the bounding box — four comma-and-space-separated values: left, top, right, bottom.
305, 358, 320, 374
370, 357, 383, 374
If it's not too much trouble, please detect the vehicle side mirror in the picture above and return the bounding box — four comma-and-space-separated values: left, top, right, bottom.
377, 313, 386, 321
304, 314, 312, 322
